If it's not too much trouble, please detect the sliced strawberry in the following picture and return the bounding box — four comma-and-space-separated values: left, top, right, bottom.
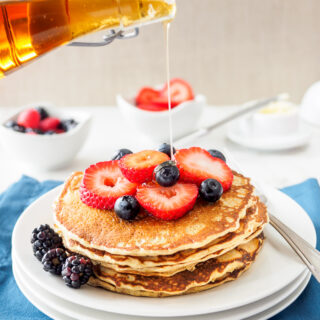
119, 150, 170, 184
174, 147, 233, 191
17, 108, 40, 129
136, 103, 168, 112
136, 182, 198, 220
160, 78, 194, 104
136, 87, 160, 105
39, 117, 60, 132
150, 95, 180, 109
80, 161, 137, 210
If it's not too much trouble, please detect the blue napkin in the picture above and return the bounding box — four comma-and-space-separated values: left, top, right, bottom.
271, 179, 320, 320
0, 176, 319, 319
0, 176, 62, 320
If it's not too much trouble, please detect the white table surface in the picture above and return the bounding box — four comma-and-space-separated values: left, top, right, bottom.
0, 106, 319, 193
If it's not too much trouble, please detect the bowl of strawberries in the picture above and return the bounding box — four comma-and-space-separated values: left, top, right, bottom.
0, 104, 91, 171
117, 78, 206, 142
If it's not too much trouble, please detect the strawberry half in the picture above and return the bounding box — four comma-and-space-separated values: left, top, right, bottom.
174, 147, 233, 191
136, 182, 198, 220
80, 161, 137, 210
119, 150, 170, 184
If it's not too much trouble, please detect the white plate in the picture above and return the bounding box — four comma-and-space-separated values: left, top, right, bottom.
12, 259, 311, 320
13, 254, 310, 320
227, 118, 312, 151
12, 185, 316, 317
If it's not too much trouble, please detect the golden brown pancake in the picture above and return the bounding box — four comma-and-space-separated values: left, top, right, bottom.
58, 201, 267, 276
88, 234, 264, 297
54, 171, 255, 256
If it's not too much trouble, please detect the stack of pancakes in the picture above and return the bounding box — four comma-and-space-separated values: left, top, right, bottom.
54, 171, 268, 297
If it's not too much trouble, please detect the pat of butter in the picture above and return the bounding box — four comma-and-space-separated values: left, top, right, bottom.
259, 102, 296, 114
251, 102, 299, 137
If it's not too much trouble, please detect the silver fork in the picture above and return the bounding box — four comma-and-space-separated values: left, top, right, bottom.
225, 149, 320, 283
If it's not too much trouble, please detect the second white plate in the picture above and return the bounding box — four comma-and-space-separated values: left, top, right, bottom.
12, 185, 316, 317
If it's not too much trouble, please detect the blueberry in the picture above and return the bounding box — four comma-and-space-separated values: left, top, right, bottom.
4, 120, 16, 128
114, 196, 140, 220
12, 124, 26, 133
207, 149, 226, 162
111, 148, 133, 160
154, 161, 180, 187
26, 128, 44, 135
59, 119, 78, 132
35, 107, 49, 120
157, 143, 176, 158
199, 179, 223, 202
44, 130, 55, 135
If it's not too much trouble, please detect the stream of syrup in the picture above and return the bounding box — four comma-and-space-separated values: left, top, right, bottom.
163, 21, 174, 159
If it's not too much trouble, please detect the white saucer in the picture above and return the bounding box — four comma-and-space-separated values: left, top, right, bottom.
12, 258, 311, 320
227, 117, 312, 151
12, 185, 316, 317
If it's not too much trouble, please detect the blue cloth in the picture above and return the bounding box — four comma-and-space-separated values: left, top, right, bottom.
271, 179, 320, 320
0, 176, 62, 320
0, 176, 319, 319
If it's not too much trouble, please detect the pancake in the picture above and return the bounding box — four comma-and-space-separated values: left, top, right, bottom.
58, 201, 267, 276
54, 170, 255, 256
88, 234, 264, 297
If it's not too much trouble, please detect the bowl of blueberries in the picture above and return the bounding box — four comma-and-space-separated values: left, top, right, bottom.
0, 104, 91, 170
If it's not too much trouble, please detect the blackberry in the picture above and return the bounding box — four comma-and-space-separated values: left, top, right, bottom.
61, 255, 93, 289
31, 224, 63, 261
42, 248, 67, 275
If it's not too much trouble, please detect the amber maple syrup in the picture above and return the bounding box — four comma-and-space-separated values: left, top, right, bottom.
163, 20, 174, 158
0, 0, 175, 78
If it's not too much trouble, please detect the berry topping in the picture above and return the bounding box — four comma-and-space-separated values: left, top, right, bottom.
136, 182, 198, 220
111, 148, 133, 160
12, 124, 26, 133
80, 161, 137, 210
199, 179, 223, 202
136, 87, 160, 105
4, 120, 16, 128
157, 143, 176, 158
17, 108, 40, 129
26, 128, 44, 135
35, 106, 49, 120
154, 161, 180, 187
61, 255, 93, 289
31, 224, 63, 261
44, 130, 55, 135
39, 117, 60, 132
42, 248, 67, 275
160, 78, 194, 104
119, 150, 170, 184
207, 149, 226, 162
58, 119, 78, 132
114, 195, 140, 220
174, 147, 233, 191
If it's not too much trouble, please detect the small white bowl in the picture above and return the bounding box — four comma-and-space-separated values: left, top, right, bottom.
0, 106, 91, 171
240, 101, 299, 138
117, 95, 206, 143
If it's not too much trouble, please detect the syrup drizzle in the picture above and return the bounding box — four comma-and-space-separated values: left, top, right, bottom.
164, 21, 174, 159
